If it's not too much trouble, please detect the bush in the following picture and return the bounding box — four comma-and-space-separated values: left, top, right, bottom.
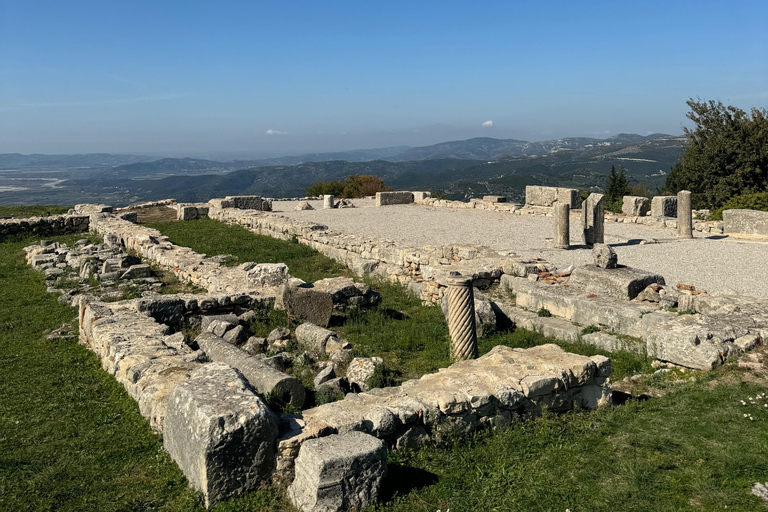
306, 175, 391, 199
709, 192, 768, 220
537, 308, 552, 318
365, 364, 399, 390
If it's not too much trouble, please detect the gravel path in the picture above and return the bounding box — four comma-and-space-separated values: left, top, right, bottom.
272, 200, 768, 299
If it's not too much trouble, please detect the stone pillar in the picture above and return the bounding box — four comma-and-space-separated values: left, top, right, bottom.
446, 274, 478, 361
582, 193, 605, 245
677, 190, 693, 239
323, 195, 334, 209
553, 202, 570, 249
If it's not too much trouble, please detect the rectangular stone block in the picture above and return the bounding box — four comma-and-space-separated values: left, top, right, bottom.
525, 186, 579, 208
375, 191, 414, 206
482, 195, 507, 203
622, 196, 649, 216
651, 196, 677, 217
164, 363, 279, 508
224, 196, 272, 211
288, 432, 387, 512
569, 265, 666, 300
723, 209, 768, 237
412, 191, 431, 202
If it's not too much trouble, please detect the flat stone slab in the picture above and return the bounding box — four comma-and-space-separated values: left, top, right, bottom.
376, 191, 414, 206
288, 431, 387, 512
164, 363, 279, 508
569, 264, 666, 300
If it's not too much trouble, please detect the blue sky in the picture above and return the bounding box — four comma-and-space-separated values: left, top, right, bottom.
1, 0, 766, 155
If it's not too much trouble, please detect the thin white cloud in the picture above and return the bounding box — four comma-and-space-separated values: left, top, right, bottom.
265, 129, 288, 135
482, 120, 494, 127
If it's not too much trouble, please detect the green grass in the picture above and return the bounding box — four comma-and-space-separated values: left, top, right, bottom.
145, 218, 348, 283
0, 205, 71, 218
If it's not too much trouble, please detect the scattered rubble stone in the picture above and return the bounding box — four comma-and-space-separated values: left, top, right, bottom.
346, 357, 384, 392
592, 244, 618, 269
285, 288, 334, 327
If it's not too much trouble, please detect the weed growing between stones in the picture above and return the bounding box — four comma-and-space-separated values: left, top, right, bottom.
537, 307, 552, 317
581, 325, 600, 335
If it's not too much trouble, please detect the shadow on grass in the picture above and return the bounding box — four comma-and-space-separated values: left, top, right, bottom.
380, 464, 440, 502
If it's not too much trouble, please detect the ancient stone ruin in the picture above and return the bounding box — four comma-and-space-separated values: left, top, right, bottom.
22, 192, 768, 510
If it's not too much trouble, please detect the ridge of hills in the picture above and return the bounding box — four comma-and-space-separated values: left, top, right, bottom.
0, 133, 685, 206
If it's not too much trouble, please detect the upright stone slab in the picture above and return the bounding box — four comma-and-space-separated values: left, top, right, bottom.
323, 195, 335, 209
288, 432, 387, 512
553, 202, 570, 249
622, 196, 649, 216
412, 191, 431, 202
651, 196, 677, 217
582, 193, 605, 245
375, 191, 414, 206
677, 190, 693, 239
723, 209, 768, 237
164, 363, 279, 508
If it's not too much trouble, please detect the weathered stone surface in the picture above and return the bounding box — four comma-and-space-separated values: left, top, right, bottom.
651, 196, 677, 217
323, 195, 335, 209
346, 357, 384, 392
569, 265, 665, 300
120, 263, 151, 280
201, 313, 239, 332
295, 201, 314, 211
197, 332, 306, 408
441, 295, 496, 338
296, 322, 338, 354
723, 209, 768, 237
677, 190, 693, 239
288, 432, 387, 512
313, 364, 336, 388
375, 191, 413, 206
582, 193, 605, 245
581, 332, 645, 355
412, 191, 431, 202
285, 288, 334, 327
311, 277, 377, 309
622, 196, 650, 216
222, 324, 247, 345
483, 195, 507, 203
267, 326, 291, 342
245, 263, 289, 288
592, 244, 617, 269
164, 363, 278, 508
553, 202, 570, 249
525, 186, 579, 208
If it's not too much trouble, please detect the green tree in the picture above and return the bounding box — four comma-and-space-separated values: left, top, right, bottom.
306, 175, 391, 198
605, 165, 630, 212
665, 99, 768, 209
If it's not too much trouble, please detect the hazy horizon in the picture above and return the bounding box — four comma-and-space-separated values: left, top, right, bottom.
2, 1, 765, 155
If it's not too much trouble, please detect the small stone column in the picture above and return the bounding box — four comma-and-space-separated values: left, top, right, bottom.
582, 193, 605, 245
446, 274, 478, 361
677, 190, 693, 239
553, 202, 570, 249
323, 195, 335, 209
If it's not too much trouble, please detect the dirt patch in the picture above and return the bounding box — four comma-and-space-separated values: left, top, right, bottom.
129, 206, 177, 224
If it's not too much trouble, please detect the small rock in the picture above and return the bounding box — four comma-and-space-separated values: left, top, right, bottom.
222, 325, 247, 345
346, 357, 384, 392
295, 201, 314, 211
242, 336, 267, 355
593, 244, 618, 269
267, 327, 291, 342
313, 364, 336, 388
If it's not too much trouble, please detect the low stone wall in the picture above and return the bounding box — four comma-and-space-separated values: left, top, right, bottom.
209, 195, 272, 211
723, 209, 768, 237
525, 186, 579, 208
116, 199, 176, 211
0, 214, 90, 243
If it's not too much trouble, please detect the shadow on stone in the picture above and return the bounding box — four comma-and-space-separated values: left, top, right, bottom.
379, 463, 440, 501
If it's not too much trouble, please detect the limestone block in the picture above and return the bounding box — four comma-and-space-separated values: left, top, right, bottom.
622, 196, 649, 216
201, 313, 239, 332
245, 263, 289, 288
412, 191, 431, 202
118, 212, 138, 223
581, 332, 645, 355
164, 363, 278, 508
295, 201, 314, 211
723, 209, 768, 237
197, 332, 306, 408
224, 195, 272, 211
120, 264, 151, 280
569, 265, 666, 300
285, 288, 334, 327
296, 322, 338, 354
651, 196, 677, 217
582, 193, 605, 245
375, 191, 414, 206
482, 195, 507, 203
288, 432, 387, 512
592, 244, 617, 269
346, 357, 384, 392
524, 186, 579, 208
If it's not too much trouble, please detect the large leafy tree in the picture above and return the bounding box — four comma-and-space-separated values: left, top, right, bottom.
666, 99, 768, 208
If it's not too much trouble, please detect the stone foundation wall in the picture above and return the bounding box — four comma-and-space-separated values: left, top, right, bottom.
0, 214, 90, 243
723, 209, 768, 237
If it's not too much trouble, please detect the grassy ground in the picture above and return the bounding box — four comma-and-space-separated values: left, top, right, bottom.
146, 217, 349, 283
4, 212, 767, 510
0, 205, 71, 218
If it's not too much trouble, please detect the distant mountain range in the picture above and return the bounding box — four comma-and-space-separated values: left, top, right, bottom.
0, 133, 686, 206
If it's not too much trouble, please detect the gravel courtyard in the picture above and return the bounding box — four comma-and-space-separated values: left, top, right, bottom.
272, 199, 768, 300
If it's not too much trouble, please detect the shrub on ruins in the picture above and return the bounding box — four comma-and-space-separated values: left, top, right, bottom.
605, 165, 630, 213
665, 99, 768, 209
306, 175, 392, 198
709, 191, 768, 221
